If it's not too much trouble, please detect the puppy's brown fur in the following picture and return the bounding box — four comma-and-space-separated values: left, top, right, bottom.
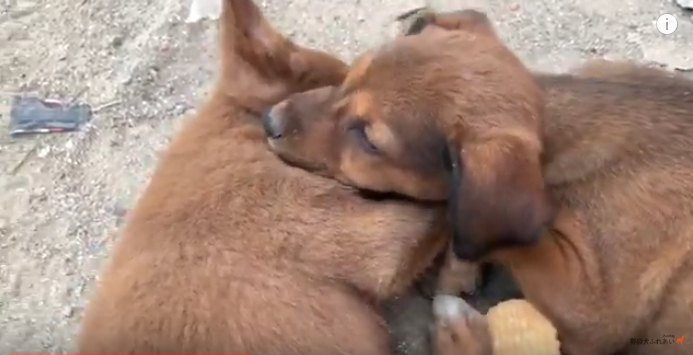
77, 1, 449, 354
264, 9, 693, 355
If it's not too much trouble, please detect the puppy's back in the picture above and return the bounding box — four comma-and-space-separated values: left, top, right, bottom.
533, 65, 693, 354
78, 92, 445, 354
78, 49, 448, 355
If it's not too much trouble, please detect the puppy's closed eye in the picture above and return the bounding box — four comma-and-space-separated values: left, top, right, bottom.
348, 120, 380, 154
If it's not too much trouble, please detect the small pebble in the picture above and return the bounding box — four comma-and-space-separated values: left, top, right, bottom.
172, 102, 189, 116
37, 146, 51, 158
63, 306, 76, 318
111, 36, 124, 48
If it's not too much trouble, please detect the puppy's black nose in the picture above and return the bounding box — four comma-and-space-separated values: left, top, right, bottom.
262, 108, 285, 139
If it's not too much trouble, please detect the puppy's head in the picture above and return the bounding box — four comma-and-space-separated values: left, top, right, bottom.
265, 10, 554, 261
218, 0, 347, 112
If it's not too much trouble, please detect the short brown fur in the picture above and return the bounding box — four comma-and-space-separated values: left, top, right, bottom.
77, 1, 450, 354
264, 9, 693, 355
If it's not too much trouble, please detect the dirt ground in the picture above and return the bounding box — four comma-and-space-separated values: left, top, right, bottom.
0, 0, 691, 352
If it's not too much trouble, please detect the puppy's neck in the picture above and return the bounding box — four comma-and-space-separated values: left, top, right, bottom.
198, 89, 261, 127
536, 74, 632, 187
165, 92, 266, 160
215, 56, 290, 116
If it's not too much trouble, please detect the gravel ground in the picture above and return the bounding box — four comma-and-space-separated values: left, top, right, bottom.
0, 0, 691, 352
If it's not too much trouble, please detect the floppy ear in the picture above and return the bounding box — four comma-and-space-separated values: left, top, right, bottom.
448, 131, 555, 261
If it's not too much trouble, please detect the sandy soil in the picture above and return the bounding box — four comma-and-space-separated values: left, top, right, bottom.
0, 0, 691, 352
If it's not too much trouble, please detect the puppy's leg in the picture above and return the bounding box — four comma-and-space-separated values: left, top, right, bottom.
436, 245, 480, 296
378, 225, 450, 299
625, 266, 693, 355
432, 295, 492, 355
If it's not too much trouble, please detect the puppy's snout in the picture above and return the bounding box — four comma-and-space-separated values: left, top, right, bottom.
262, 108, 286, 139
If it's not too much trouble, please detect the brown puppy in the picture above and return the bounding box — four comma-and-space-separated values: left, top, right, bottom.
263, 9, 693, 355
77, 1, 450, 354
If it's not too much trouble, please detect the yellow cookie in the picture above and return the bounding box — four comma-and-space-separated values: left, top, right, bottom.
486, 299, 561, 355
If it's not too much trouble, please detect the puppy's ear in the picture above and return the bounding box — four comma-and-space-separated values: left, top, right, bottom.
217, 0, 346, 110
394, 7, 436, 36
448, 130, 554, 261
219, 0, 293, 81
431, 9, 497, 37
398, 8, 498, 38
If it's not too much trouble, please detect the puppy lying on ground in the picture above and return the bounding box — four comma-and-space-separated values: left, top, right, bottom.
264, 8, 693, 355
78, 1, 454, 354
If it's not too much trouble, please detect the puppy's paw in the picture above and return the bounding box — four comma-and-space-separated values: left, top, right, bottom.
433, 298, 561, 355
433, 295, 492, 355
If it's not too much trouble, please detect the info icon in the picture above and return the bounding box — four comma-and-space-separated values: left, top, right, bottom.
656, 14, 678, 35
